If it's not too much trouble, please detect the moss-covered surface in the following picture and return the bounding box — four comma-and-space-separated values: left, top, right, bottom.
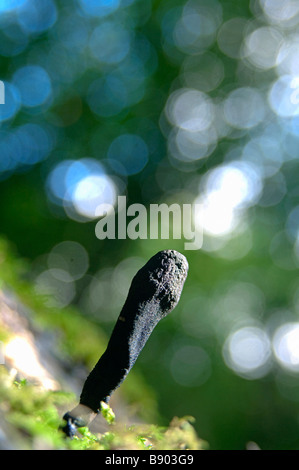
0, 368, 207, 450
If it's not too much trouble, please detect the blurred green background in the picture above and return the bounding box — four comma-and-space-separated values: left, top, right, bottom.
1, 0, 299, 450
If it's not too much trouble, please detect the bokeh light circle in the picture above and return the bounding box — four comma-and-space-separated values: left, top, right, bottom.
17, 0, 57, 34
12, 65, 52, 108
0, 81, 21, 122
78, 0, 120, 18
223, 326, 272, 379
269, 75, 299, 117
107, 134, 149, 176
48, 241, 89, 281
273, 323, 299, 372
165, 88, 214, 132
47, 158, 118, 220
223, 87, 265, 129
89, 22, 131, 65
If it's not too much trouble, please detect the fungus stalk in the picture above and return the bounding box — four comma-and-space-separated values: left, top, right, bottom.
61, 250, 188, 437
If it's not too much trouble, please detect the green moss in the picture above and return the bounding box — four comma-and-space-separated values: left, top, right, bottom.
0, 367, 206, 450
100, 401, 116, 425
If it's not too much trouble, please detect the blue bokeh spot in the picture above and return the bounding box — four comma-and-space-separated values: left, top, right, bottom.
78, 0, 120, 18
0, 81, 21, 122
14, 123, 54, 164
17, 0, 57, 34
89, 22, 131, 64
108, 134, 149, 175
12, 65, 52, 108
0, 123, 54, 180
0, 0, 26, 13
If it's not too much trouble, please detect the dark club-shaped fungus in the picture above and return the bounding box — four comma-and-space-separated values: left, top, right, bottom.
61, 250, 188, 437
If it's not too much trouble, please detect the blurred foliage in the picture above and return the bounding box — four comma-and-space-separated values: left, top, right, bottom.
1, 0, 299, 450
